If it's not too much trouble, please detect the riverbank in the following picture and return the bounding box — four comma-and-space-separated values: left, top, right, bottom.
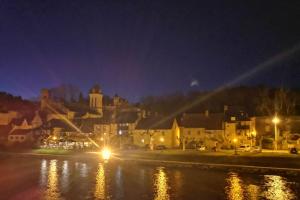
113, 149, 300, 174
1, 149, 300, 175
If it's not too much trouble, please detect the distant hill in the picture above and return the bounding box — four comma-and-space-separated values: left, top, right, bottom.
0, 91, 38, 114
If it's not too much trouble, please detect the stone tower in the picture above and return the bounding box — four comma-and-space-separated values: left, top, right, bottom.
89, 85, 103, 115
40, 89, 50, 110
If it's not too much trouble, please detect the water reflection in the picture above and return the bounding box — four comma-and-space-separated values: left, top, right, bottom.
94, 163, 106, 199
246, 184, 260, 200
79, 163, 88, 178
61, 160, 69, 192
44, 160, 61, 200
34, 159, 300, 200
263, 175, 296, 200
154, 167, 170, 200
40, 159, 47, 187
226, 172, 245, 200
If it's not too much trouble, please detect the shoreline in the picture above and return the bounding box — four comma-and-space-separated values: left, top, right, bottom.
1, 150, 300, 175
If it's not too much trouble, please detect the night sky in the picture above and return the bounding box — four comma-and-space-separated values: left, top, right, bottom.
1, 0, 300, 102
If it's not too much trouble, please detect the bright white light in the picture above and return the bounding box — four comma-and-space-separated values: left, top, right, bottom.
119, 130, 122, 135
101, 148, 111, 160
272, 116, 280, 124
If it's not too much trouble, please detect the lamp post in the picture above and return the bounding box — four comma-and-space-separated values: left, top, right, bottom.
272, 115, 280, 151
233, 138, 238, 155
119, 130, 122, 149
251, 130, 256, 147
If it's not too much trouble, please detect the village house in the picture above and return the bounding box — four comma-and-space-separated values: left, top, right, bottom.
8, 127, 43, 145
132, 116, 180, 149
252, 115, 300, 149
223, 106, 255, 147
180, 111, 224, 149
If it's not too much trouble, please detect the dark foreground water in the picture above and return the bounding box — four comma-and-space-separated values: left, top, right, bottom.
0, 157, 299, 200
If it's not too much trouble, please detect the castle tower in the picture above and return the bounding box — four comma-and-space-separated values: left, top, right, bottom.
89, 85, 103, 115
40, 89, 50, 110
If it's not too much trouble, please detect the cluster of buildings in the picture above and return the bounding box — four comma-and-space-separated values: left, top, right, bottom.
0, 85, 300, 150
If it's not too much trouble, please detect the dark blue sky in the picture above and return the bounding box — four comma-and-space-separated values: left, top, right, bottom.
0, 0, 300, 102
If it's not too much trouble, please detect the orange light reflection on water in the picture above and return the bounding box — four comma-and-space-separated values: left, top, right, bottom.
94, 163, 105, 199
44, 160, 61, 200
154, 167, 170, 200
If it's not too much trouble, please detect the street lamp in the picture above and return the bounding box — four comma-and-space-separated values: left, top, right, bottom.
233, 138, 238, 155
119, 130, 122, 149
272, 115, 280, 150
251, 130, 256, 147
160, 137, 164, 142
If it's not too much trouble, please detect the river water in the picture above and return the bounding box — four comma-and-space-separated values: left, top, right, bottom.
0, 157, 299, 200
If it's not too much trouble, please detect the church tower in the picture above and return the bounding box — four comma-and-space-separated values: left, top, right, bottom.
89, 85, 103, 116
40, 89, 50, 110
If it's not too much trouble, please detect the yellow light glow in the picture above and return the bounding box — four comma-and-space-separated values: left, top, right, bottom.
263, 175, 295, 200
100, 137, 104, 141
101, 148, 111, 160
272, 116, 280, 124
160, 137, 164, 142
94, 164, 105, 199
226, 173, 244, 200
53, 136, 57, 140
252, 131, 256, 137
233, 138, 238, 143
141, 139, 145, 143
154, 168, 169, 200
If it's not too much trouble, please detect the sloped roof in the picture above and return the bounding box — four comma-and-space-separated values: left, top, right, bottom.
136, 116, 174, 130
180, 113, 224, 130
77, 118, 103, 133
10, 111, 36, 126
115, 112, 138, 124
45, 119, 76, 132
64, 104, 100, 116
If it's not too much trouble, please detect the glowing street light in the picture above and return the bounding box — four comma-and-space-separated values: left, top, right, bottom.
272, 115, 280, 150
119, 130, 122, 149
101, 148, 111, 160
160, 137, 164, 142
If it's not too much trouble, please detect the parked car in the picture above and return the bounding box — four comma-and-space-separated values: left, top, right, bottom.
290, 147, 298, 154
155, 145, 167, 150
197, 145, 206, 151
250, 146, 261, 153
237, 144, 251, 152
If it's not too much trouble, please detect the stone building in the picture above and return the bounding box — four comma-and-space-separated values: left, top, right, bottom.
132, 116, 180, 149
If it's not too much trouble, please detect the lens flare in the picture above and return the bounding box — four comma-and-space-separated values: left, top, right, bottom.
101, 148, 111, 160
